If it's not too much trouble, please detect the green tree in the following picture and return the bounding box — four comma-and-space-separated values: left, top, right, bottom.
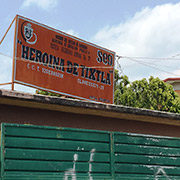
114, 73, 180, 113
36, 90, 62, 97
36, 70, 180, 113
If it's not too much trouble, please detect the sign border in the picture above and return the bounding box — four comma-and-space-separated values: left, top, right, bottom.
13, 15, 115, 104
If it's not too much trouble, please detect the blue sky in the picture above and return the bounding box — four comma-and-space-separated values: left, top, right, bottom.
1, 0, 180, 92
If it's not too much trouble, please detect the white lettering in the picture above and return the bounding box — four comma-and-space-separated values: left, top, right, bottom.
77, 78, 99, 89
42, 68, 64, 79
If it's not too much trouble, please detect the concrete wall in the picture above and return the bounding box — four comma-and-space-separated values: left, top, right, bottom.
1, 103, 180, 138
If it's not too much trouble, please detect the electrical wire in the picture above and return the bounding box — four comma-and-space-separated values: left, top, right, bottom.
116, 55, 180, 77
0, 52, 180, 76
0, 52, 114, 69
118, 55, 180, 61
121, 56, 179, 70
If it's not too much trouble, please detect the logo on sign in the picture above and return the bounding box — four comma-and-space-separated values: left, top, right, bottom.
21, 22, 37, 44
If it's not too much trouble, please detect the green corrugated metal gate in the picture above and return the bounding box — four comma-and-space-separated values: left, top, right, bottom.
1, 123, 180, 179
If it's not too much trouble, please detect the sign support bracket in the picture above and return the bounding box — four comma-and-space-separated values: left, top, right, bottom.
11, 16, 18, 91
0, 16, 16, 90
0, 16, 16, 45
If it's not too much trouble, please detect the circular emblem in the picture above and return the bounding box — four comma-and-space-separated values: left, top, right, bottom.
21, 21, 37, 44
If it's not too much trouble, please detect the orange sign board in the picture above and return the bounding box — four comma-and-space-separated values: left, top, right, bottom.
13, 15, 115, 103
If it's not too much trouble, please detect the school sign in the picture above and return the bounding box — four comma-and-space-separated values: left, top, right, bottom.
13, 15, 115, 103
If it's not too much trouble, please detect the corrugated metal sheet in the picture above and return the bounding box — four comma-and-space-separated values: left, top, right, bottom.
114, 132, 180, 179
1, 123, 180, 179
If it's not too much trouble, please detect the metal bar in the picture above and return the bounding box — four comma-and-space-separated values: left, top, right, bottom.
1, 124, 5, 177
0, 16, 16, 45
12, 15, 18, 91
0, 82, 12, 86
110, 132, 115, 178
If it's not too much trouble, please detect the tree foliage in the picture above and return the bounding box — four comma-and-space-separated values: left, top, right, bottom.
36, 90, 62, 97
114, 70, 180, 113
36, 70, 180, 113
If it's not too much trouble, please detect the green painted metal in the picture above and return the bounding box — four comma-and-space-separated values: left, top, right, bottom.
110, 132, 115, 179
1, 123, 180, 179
1, 123, 112, 180
114, 132, 180, 179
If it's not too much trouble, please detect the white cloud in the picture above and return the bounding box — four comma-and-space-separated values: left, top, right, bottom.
21, 0, 58, 10
92, 3, 180, 81
45, 22, 80, 37
65, 29, 79, 38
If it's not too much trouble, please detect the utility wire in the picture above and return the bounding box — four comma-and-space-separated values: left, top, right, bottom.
115, 55, 123, 74
0, 52, 12, 58
0, 52, 114, 69
119, 55, 180, 61
122, 58, 178, 70
0, 52, 180, 76
119, 56, 180, 77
